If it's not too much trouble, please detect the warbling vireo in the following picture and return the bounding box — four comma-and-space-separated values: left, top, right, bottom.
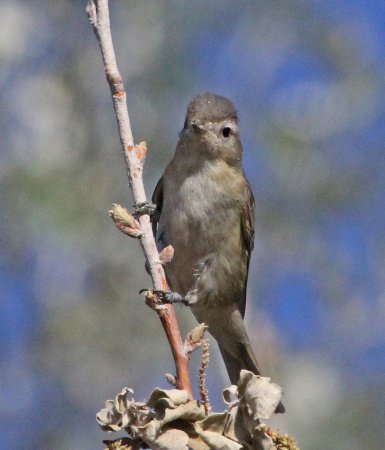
152, 93, 284, 413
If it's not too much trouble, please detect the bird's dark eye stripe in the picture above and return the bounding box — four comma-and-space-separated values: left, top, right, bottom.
222, 127, 231, 138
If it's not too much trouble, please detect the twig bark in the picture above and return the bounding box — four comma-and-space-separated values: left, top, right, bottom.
86, 0, 192, 397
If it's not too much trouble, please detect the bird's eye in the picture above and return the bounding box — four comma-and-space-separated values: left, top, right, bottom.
222, 127, 231, 138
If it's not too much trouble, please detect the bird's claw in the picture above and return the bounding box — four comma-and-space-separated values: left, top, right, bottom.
134, 202, 156, 218
139, 289, 190, 306
154, 290, 191, 305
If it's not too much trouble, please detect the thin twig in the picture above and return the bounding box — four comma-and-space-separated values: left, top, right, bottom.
86, 0, 192, 397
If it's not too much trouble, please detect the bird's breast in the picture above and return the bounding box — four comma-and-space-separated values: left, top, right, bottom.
165, 168, 239, 245
159, 161, 245, 265
157, 161, 248, 299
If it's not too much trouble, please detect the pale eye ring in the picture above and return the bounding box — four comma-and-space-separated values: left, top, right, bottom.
222, 127, 232, 138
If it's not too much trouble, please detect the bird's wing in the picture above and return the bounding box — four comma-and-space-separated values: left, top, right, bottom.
151, 175, 174, 291
239, 178, 256, 317
151, 175, 164, 241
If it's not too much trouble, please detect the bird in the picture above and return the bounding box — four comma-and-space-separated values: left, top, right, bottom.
151, 93, 284, 413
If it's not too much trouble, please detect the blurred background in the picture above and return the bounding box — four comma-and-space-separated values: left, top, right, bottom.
1, 0, 385, 448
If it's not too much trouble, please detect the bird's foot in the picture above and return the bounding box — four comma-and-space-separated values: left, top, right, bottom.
140, 289, 192, 306
134, 202, 156, 218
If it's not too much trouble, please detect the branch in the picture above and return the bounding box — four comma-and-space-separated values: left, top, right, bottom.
86, 0, 192, 397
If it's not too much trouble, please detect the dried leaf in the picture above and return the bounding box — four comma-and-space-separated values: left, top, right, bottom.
252, 427, 276, 450
96, 388, 150, 432
97, 382, 286, 450
195, 412, 244, 449
97, 388, 137, 431
197, 430, 243, 450
187, 435, 211, 450
238, 370, 283, 420
137, 418, 191, 449
143, 427, 190, 450
147, 388, 191, 411
160, 401, 206, 426
222, 385, 238, 405
135, 420, 160, 445
195, 412, 229, 435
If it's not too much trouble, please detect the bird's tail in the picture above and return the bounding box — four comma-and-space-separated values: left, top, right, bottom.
218, 340, 285, 414
218, 339, 261, 383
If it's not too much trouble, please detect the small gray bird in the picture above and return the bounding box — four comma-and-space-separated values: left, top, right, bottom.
152, 93, 284, 413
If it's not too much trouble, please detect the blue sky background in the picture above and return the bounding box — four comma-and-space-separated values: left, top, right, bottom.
1, 1, 385, 449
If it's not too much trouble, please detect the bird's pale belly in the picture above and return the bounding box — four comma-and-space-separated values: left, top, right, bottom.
160, 199, 246, 304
